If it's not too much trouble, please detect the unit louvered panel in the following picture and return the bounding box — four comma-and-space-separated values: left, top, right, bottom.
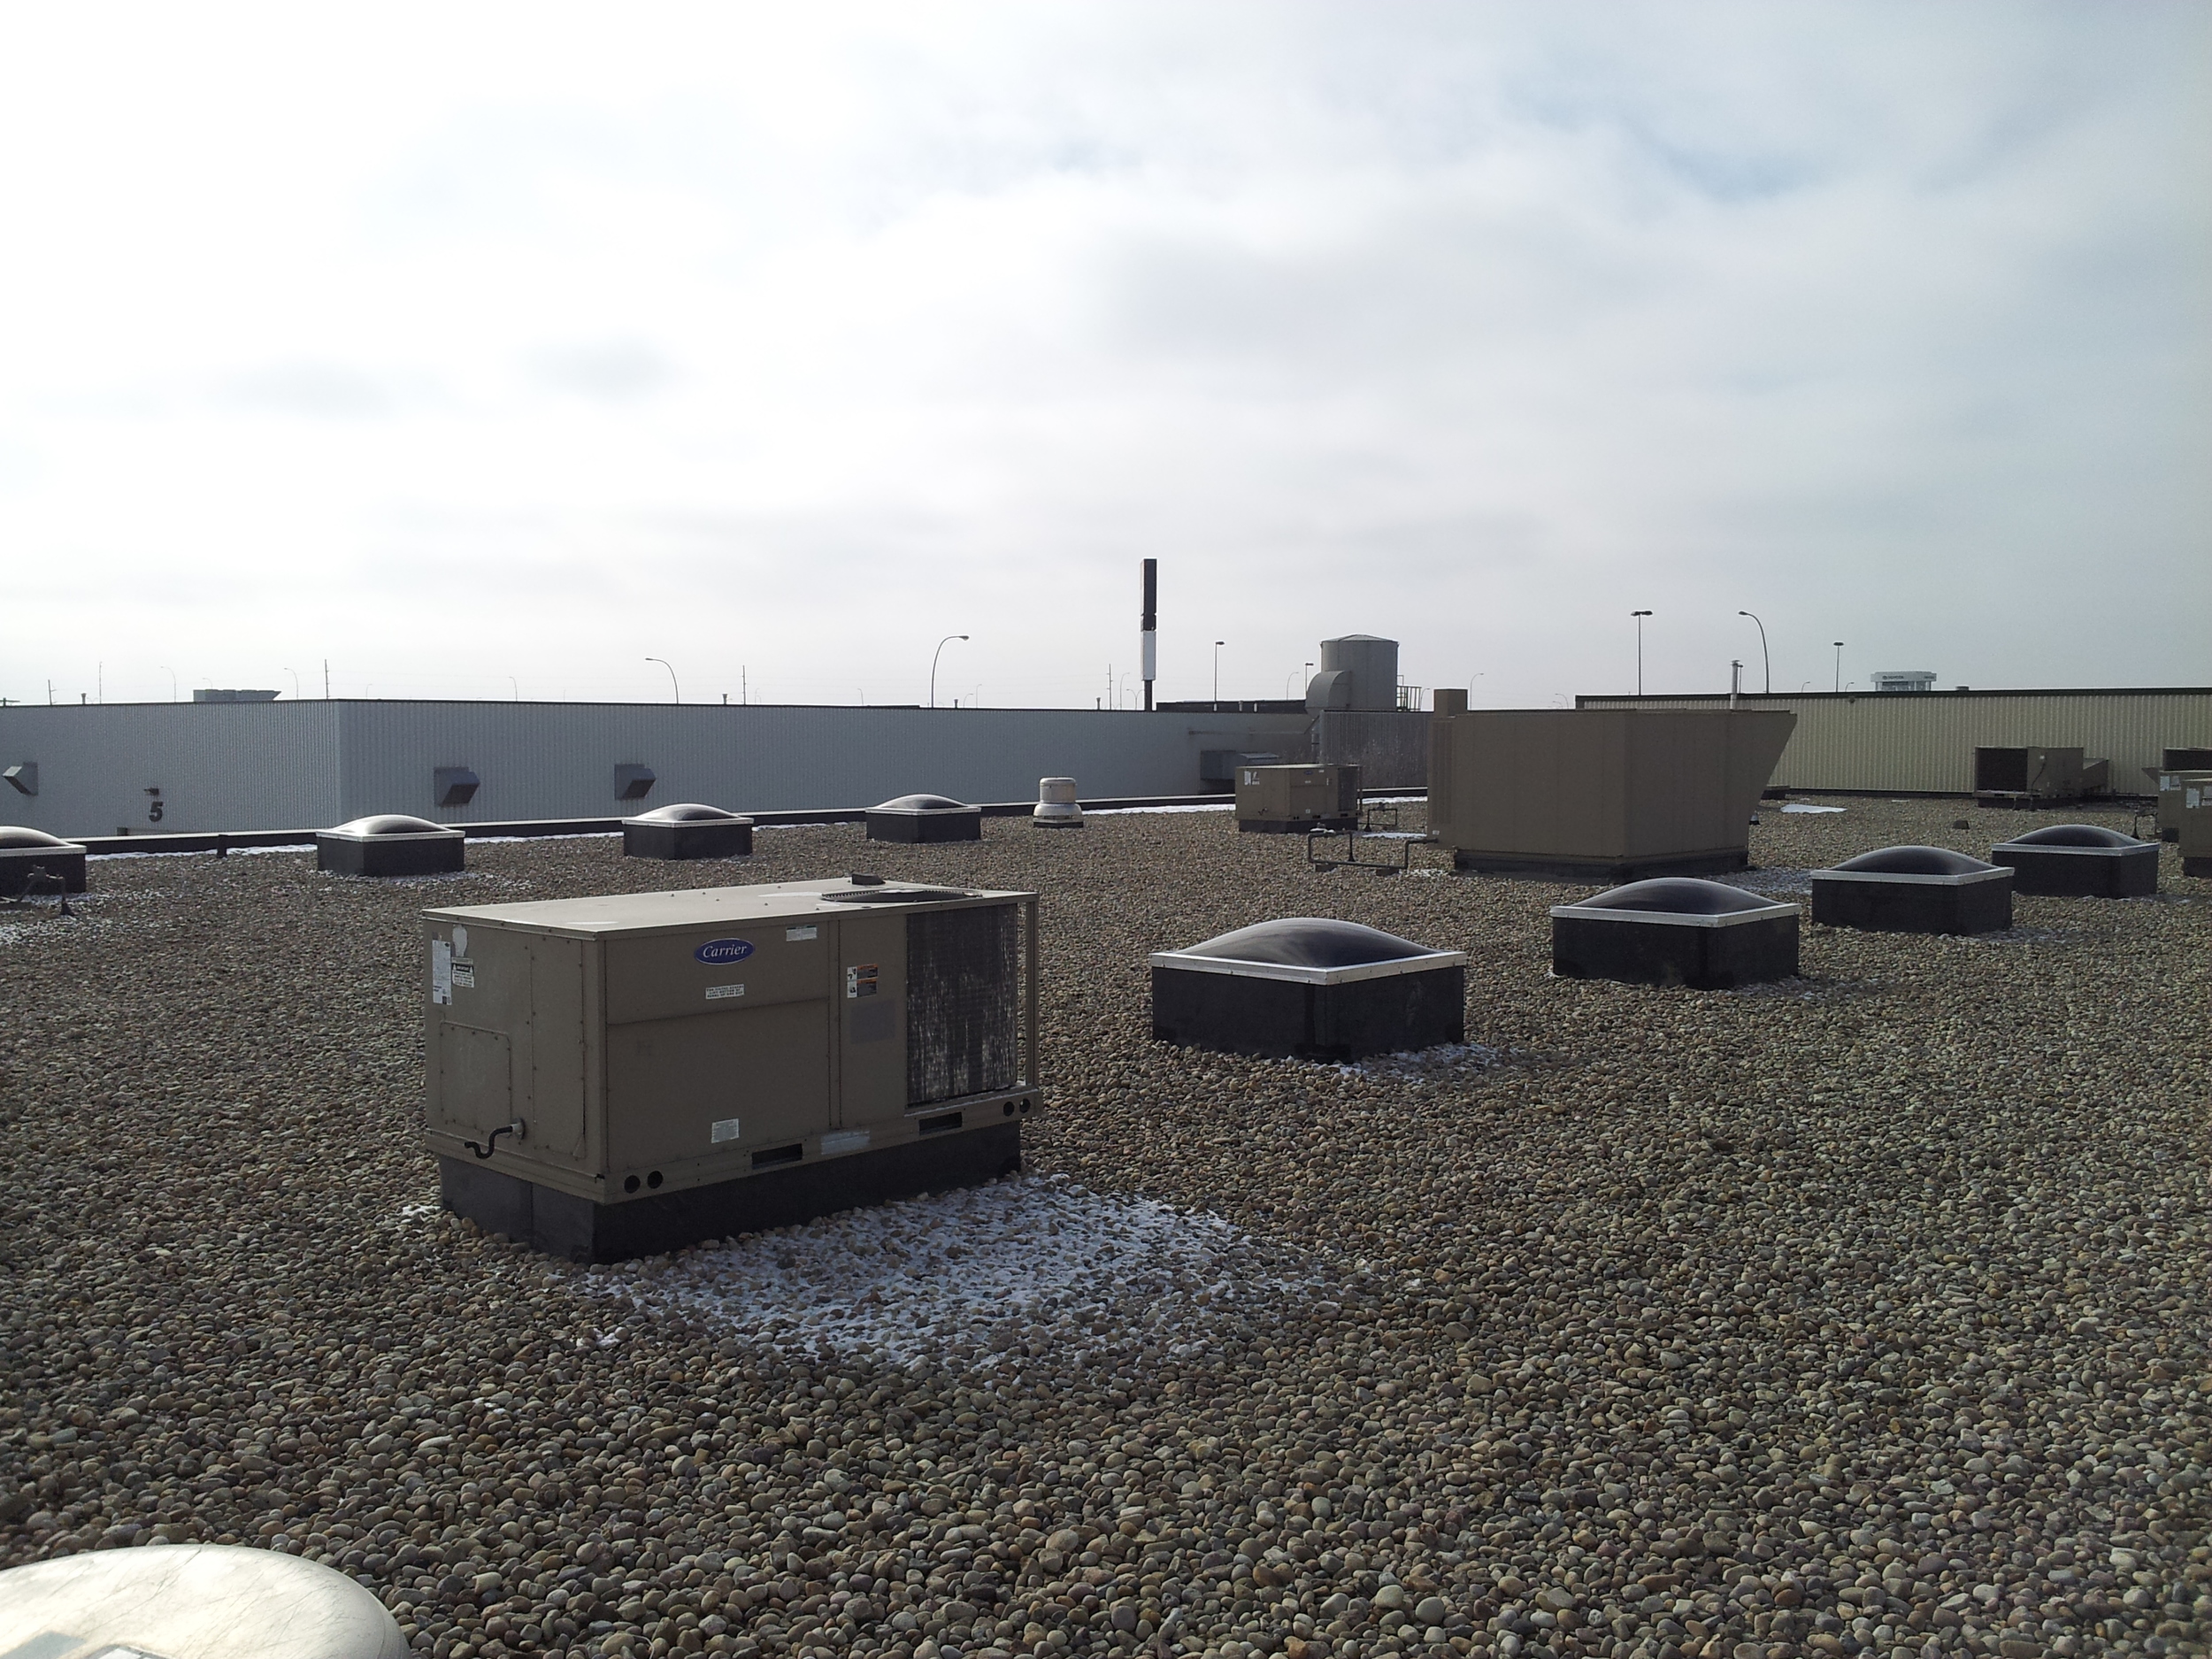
906, 904, 1022, 1106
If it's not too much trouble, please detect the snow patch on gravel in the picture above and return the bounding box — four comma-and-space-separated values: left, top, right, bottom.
1332, 1041, 1509, 1079
595, 1174, 1328, 1368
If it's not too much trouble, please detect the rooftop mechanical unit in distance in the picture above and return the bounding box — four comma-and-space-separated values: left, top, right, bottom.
1809, 846, 2013, 935
1428, 709, 1795, 880
2179, 780, 2212, 878
1234, 764, 1362, 834
1972, 746, 2109, 806
422, 875, 1041, 1262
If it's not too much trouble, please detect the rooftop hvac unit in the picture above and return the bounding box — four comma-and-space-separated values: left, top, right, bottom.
2179, 780, 2212, 878
1550, 879, 1800, 989
1149, 918, 1465, 1061
1032, 777, 1083, 828
422, 875, 1041, 1262
1809, 846, 2012, 935
1870, 672, 1938, 693
318, 814, 465, 878
1971, 746, 2106, 804
2146, 769, 2212, 841
1200, 749, 1279, 791
1987, 825, 2158, 897
623, 802, 754, 860
0, 826, 86, 897
866, 794, 982, 844
0, 1541, 408, 1658
1428, 709, 1795, 880
1234, 764, 1361, 834
189, 687, 280, 703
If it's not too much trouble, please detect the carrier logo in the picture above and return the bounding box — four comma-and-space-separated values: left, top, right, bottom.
695, 938, 756, 965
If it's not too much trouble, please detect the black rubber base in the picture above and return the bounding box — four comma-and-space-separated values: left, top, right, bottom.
1455, 849, 1749, 880
439, 1120, 1025, 1263
317, 837, 465, 877
1552, 914, 1799, 990
864, 811, 983, 844
2185, 856, 2211, 879
1237, 817, 1356, 835
0, 851, 86, 896
1990, 846, 2159, 898
1150, 964, 1464, 1061
623, 822, 754, 860
1810, 877, 2013, 934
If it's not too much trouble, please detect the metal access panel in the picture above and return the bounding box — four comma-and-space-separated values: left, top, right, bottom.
1426, 710, 1796, 879
1234, 764, 1361, 833
420, 876, 1041, 1259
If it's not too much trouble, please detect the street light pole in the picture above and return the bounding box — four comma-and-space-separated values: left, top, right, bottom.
1832, 642, 1844, 693
646, 657, 680, 703
1631, 611, 1652, 696
1213, 641, 1225, 706
930, 634, 969, 709
1738, 611, 1770, 695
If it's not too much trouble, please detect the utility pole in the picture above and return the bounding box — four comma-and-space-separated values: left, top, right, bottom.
1213, 641, 1225, 707
1632, 611, 1652, 695
1141, 559, 1157, 712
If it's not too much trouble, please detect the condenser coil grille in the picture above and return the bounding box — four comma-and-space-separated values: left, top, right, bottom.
907, 904, 1022, 1107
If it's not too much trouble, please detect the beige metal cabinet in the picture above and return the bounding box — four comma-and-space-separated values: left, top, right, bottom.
421, 876, 1041, 1261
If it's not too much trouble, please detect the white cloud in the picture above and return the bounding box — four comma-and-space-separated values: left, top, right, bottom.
0, 1, 2204, 707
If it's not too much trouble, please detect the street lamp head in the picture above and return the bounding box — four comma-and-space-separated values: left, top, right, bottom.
1632, 610, 1652, 617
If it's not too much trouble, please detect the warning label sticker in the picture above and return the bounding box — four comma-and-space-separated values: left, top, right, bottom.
704, 983, 746, 1001
431, 939, 453, 1005
711, 1117, 742, 1144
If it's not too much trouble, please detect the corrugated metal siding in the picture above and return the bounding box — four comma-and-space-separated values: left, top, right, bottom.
0, 703, 342, 837
6, 701, 1445, 837
334, 703, 1330, 824
1576, 691, 2212, 794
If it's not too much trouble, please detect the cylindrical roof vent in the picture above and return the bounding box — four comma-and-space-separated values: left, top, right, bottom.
1033, 777, 1083, 828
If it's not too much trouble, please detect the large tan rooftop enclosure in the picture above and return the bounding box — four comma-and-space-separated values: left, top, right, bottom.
1427, 708, 1795, 879
422, 876, 1040, 1262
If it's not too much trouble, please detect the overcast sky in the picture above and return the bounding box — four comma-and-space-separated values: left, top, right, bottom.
3, 3, 2206, 709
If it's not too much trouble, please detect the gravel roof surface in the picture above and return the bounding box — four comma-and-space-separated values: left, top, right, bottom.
3, 799, 2207, 1659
